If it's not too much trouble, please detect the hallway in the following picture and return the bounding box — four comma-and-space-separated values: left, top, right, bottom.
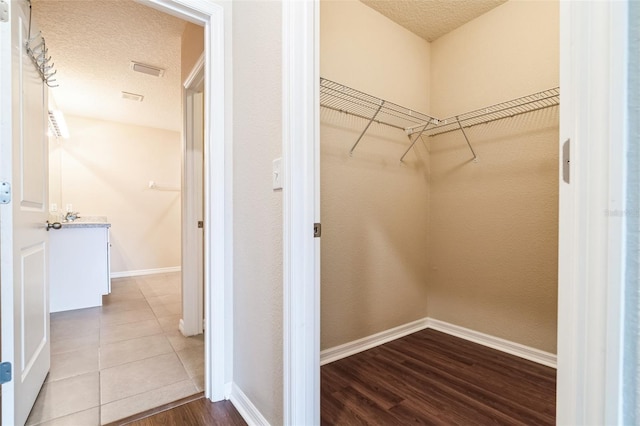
26, 272, 204, 425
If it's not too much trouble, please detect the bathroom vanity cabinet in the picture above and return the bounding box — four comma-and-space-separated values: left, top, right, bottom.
49, 217, 111, 312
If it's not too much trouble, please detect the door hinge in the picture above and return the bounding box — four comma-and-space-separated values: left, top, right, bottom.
0, 182, 11, 204
313, 223, 321, 238
0, 362, 12, 385
197, 221, 204, 229
562, 138, 570, 184
0, 0, 8, 23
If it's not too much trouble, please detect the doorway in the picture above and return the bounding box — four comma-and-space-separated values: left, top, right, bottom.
1, 0, 229, 424
30, 1, 201, 423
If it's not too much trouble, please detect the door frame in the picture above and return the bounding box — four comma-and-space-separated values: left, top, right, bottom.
181, 53, 205, 337
287, 0, 633, 424
282, 0, 320, 424
140, 0, 231, 401
556, 1, 630, 424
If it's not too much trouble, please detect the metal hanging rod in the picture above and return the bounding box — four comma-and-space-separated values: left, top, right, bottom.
320, 78, 437, 156
26, 32, 59, 88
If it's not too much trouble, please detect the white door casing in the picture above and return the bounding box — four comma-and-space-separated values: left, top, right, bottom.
138, 0, 231, 401
0, 0, 51, 424
181, 54, 205, 337
557, 1, 629, 424
282, 0, 320, 424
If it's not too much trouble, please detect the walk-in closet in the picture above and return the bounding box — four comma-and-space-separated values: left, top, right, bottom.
319, 1, 559, 423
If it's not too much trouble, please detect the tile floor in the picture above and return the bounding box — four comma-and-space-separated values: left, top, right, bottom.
26, 272, 204, 426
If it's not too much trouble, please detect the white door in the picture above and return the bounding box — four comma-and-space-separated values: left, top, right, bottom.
0, 1, 51, 425
182, 62, 204, 336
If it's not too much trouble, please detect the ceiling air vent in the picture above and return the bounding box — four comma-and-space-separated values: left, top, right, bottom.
130, 61, 165, 77
121, 91, 144, 102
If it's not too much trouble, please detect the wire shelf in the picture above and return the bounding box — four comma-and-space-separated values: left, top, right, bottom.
320, 78, 435, 130
320, 77, 560, 162
417, 87, 560, 138
320, 78, 436, 155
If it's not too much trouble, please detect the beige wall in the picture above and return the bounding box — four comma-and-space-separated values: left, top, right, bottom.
430, 0, 559, 118
50, 115, 181, 274
428, 0, 559, 352
320, 0, 431, 349
181, 22, 204, 82
232, 1, 283, 424
49, 135, 62, 212
321, 0, 430, 112
320, 0, 559, 354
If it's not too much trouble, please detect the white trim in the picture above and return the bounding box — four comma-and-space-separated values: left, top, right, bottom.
282, 0, 320, 425
320, 318, 430, 366
110, 266, 181, 278
182, 58, 205, 337
224, 381, 232, 399
557, 1, 629, 424
183, 52, 205, 88
426, 318, 557, 369
229, 383, 271, 426
140, 0, 231, 404
320, 317, 557, 369
603, 4, 629, 423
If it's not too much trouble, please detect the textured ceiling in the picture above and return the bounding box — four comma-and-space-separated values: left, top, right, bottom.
32, 0, 188, 131
360, 0, 508, 42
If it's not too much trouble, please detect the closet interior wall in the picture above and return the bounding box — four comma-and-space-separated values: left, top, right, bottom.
320, 0, 431, 349
428, 0, 559, 353
320, 0, 559, 354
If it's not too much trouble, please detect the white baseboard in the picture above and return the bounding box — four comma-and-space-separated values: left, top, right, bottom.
110, 266, 181, 278
224, 382, 233, 400
320, 318, 430, 366
229, 383, 271, 426
426, 318, 557, 368
320, 317, 557, 369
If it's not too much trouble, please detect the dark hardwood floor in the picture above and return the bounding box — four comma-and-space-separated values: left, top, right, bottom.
115, 396, 247, 426
111, 328, 555, 425
322, 329, 556, 425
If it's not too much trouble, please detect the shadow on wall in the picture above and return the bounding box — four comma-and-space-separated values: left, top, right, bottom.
320, 115, 431, 349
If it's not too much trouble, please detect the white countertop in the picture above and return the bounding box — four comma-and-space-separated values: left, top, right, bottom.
53, 216, 111, 228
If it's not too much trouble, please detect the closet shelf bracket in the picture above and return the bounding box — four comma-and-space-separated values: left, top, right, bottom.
455, 116, 478, 162
350, 101, 385, 156
401, 87, 559, 161
320, 78, 437, 157
399, 122, 432, 163
320, 78, 559, 163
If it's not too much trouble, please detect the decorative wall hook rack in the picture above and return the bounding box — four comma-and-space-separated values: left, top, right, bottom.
320, 77, 560, 163
26, 32, 58, 87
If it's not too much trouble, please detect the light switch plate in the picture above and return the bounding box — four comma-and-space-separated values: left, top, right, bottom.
273, 158, 283, 190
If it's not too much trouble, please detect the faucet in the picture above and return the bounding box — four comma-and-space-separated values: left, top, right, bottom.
64, 211, 79, 221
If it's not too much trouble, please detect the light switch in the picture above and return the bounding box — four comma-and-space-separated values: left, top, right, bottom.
273, 158, 283, 190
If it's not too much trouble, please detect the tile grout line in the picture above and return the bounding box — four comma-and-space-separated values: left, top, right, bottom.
39, 274, 195, 425
100, 276, 197, 422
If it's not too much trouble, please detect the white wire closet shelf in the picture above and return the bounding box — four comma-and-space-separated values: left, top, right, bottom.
320, 78, 438, 156
320, 77, 560, 162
